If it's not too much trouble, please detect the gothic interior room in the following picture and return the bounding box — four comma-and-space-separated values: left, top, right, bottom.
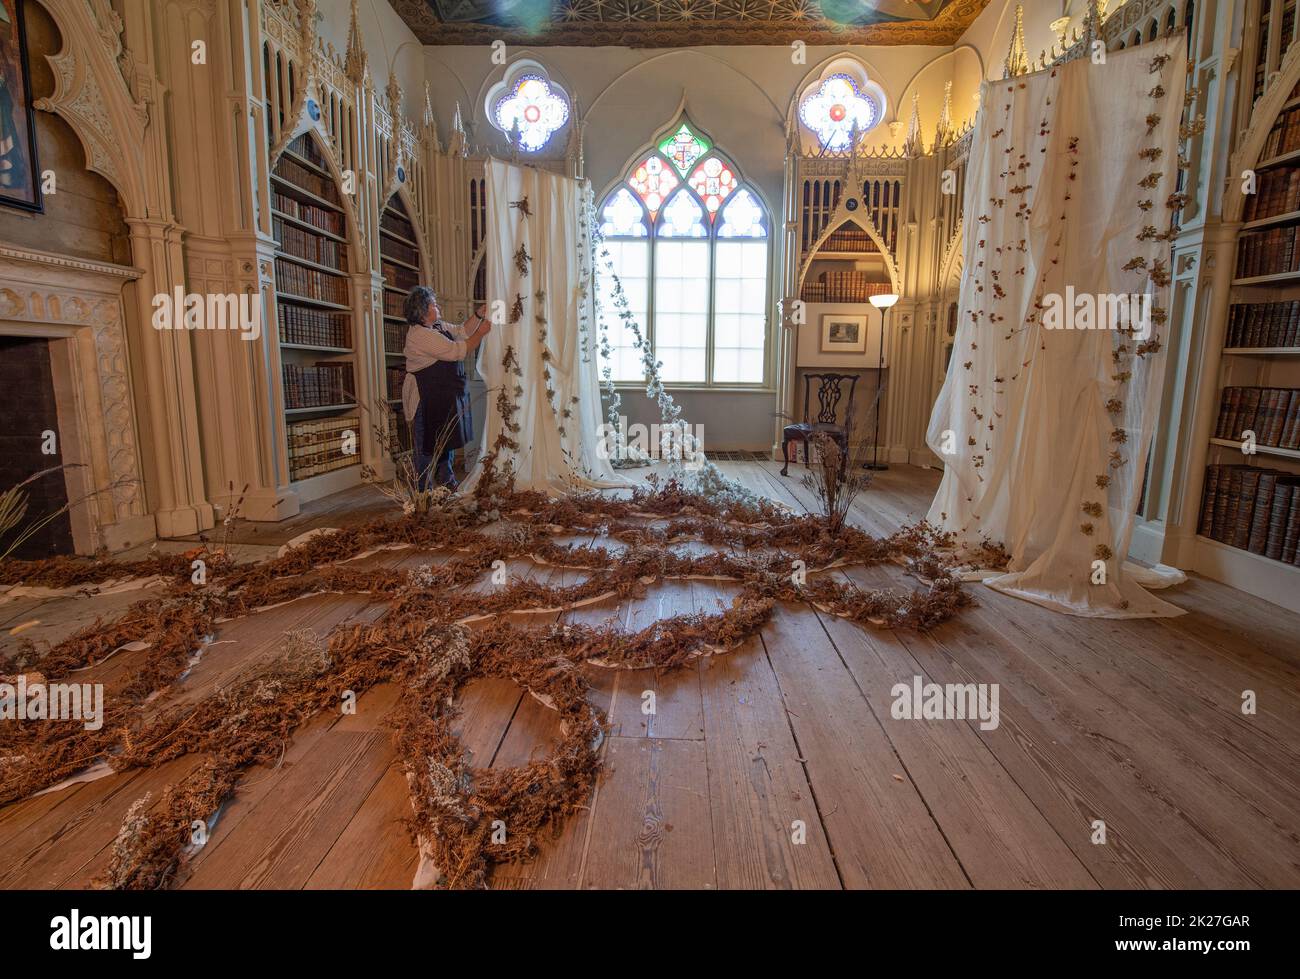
0, 0, 1297, 909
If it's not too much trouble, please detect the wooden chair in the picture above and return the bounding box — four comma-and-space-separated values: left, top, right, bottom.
781, 372, 858, 476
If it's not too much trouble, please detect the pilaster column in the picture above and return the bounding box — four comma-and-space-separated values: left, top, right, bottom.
1154, 219, 1241, 567
883, 298, 918, 464
124, 217, 215, 538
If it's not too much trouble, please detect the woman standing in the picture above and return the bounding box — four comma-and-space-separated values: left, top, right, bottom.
401, 287, 490, 489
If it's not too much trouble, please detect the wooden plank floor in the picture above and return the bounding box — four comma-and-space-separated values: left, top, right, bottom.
2, 462, 1298, 889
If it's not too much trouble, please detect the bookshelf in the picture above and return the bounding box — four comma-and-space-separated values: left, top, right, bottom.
1194, 82, 1300, 612
379, 194, 424, 453
271, 132, 362, 494
799, 223, 891, 304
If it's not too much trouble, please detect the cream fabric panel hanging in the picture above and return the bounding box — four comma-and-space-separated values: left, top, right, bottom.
927, 36, 1188, 618
460, 159, 624, 495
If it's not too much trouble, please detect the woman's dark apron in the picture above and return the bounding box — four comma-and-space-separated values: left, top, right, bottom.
413, 322, 473, 454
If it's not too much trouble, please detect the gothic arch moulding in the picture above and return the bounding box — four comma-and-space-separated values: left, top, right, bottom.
1225, 39, 1300, 222
798, 211, 901, 297
596, 101, 776, 227
939, 219, 964, 295
32, 0, 151, 218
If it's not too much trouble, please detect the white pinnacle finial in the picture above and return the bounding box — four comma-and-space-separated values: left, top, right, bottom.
903, 92, 923, 157
1003, 4, 1030, 79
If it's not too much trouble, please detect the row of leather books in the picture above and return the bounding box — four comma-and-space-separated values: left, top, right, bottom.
1213, 387, 1300, 449
282, 362, 355, 410
385, 405, 411, 456
383, 290, 406, 318
277, 304, 351, 349
1199, 464, 1300, 564
275, 257, 349, 306
1235, 225, 1300, 279
1225, 301, 1300, 348
385, 365, 405, 402
272, 191, 343, 237
287, 415, 361, 483
384, 321, 408, 354
274, 215, 348, 269
1242, 166, 1300, 222
1260, 105, 1300, 162
800, 270, 890, 303
286, 133, 330, 171
381, 210, 416, 240
272, 155, 340, 208
820, 229, 879, 253
379, 232, 419, 268
382, 262, 419, 292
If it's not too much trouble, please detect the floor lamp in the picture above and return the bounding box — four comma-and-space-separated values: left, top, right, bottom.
865, 292, 900, 471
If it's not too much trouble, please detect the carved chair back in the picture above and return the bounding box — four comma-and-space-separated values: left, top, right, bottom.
801, 372, 859, 431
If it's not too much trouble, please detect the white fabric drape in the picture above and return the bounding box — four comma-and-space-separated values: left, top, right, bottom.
459, 159, 625, 495
926, 36, 1187, 618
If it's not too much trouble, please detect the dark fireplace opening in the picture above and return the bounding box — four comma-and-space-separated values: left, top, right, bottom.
0, 336, 75, 560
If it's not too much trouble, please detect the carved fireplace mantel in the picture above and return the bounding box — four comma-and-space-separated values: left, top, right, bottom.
0, 244, 154, 553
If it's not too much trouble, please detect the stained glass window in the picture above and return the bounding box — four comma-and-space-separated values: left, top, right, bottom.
600, 187, 649, 238
658, 123, 710, 175
717, 189, 767, 239
798, 74, 879, 151
657, 189, 707, 238
597, 121, 769, 386
688, 157, 737, 219
493, 74, 570, 152
627, 156, 679, 219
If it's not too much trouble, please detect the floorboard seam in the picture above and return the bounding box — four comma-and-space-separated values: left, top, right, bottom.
809, 598, 975, 889
907, 625, 1106, 891
757, 629, 847, 891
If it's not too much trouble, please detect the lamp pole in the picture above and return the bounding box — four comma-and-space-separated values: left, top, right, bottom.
865, 292, 899, 472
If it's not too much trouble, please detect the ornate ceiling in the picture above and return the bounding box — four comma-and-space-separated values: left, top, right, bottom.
388, 0, 991, 46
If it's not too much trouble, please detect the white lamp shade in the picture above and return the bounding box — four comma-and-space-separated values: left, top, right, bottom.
869, 292, 900, 309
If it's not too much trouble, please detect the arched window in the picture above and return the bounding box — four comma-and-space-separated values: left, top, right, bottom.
598, 119, 769, 385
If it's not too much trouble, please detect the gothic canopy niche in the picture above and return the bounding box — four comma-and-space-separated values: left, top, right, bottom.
31, 0, 151, 218
484, 60, 571, 153
389, 0, 991, 46
796, 60, 888, 153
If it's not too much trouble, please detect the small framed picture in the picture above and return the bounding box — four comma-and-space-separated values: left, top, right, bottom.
820, 314, 867, 354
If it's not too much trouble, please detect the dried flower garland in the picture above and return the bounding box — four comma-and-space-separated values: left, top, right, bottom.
0, 476, 971, 891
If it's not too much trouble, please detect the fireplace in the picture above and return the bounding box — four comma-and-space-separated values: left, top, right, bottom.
0, 337, 75, 559
0, 245, 153, 555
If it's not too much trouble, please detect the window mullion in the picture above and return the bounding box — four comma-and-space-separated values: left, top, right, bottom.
706, 235, 717, 386
647, 227, 656, 382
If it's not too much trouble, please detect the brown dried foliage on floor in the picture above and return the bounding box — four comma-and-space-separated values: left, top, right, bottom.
0, 479, 971, 890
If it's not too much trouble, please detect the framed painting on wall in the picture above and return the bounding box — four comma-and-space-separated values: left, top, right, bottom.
820, 313, 867, 354
0, 0, 42, 213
